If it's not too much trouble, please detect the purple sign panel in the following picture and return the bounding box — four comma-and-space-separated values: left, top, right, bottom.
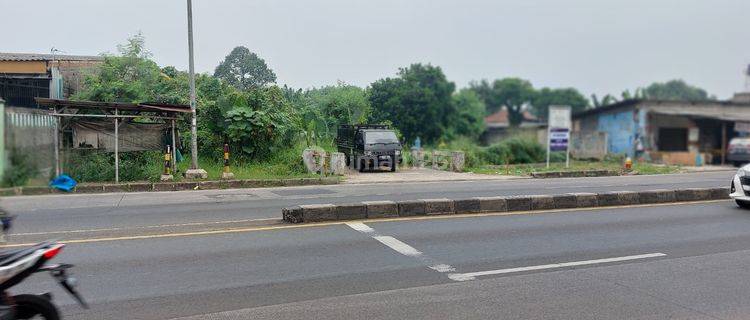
549, 128, 569, 152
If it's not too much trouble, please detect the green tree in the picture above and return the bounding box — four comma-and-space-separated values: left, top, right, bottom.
467, 79, 495, 114
447, 89, 486, 141
642, 79, 712, 101
489, 78, 535, 127
369, 64, 456, 144
313, 84, 371, 126
531, 87, 589, 120
591, 94, 619, 108
73, 33, 162, 103
222, 86, 298, 159
214, 46, 277, 90
469, 78, 535, 126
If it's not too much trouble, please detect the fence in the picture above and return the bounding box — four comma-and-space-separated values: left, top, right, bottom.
4, 106, 57, 181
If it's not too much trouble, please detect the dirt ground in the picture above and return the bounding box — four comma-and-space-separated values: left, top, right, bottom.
343, 167, 524, 184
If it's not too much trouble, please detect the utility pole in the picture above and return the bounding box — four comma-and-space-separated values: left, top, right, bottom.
184, 0, 207, 179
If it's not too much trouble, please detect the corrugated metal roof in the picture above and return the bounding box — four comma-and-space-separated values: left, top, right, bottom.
573, 99, 750, 119
35, 98, 192, 114
0, 52, 104, 62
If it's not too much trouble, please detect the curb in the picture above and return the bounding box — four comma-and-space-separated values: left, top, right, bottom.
531, 170, 619, 179
0, 177, 340, 196
281, 187, 730, 224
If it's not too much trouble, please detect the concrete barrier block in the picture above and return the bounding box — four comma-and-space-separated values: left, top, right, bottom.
506, 196, 532, 211
709, 187, 730, 200
21, 186, 51, 195
570, 193, 598, 207
127, 182, 152, 192
102, 184, 128, 193
398, 200, 426, 217
363, 201, 398, 219
0, 188, 18, 196
76, 185, 106, 193
596, 192, 621, 206
152, 183, 176, 192
174, 182, 199, 191
336, 203, 367, 220
199, 181, 227, 189
617, 191, 639, 205
675, 188, 711, 202
475, 196, 508, 212
283, 206, 303, 223
638, 189, 676, 204
552, 194, 578, 209
300, 204, 336, 222
422, 198, 455, 215
530, 195, 555, 210
454, 198, 480, 214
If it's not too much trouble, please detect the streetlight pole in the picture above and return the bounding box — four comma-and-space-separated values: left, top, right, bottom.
184, 0, 207, 179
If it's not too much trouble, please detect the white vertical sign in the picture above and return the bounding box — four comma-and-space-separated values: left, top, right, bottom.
547, 105, 572, 168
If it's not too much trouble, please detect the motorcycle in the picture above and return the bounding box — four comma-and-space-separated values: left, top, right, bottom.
0, 216, 87, 319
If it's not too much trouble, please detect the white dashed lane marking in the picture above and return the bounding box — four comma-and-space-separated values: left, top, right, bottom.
346, 222, 456, 274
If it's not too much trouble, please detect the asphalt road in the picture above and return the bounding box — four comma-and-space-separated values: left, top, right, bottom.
10, 199, 750, 319
0, 170, 733, 240
3, 170, 747, 319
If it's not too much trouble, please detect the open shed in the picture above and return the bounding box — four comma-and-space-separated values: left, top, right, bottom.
35, 98, 191, 183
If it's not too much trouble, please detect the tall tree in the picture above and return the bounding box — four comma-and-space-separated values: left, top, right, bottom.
531, 87, 589, 120
469, 78, 535, 126
369, 64, 456, 144
643, 79, 712, 101
490, 78, 535, 127
467, 79, 495, 114
448, 89, 486, 141
214, 46, 277, 90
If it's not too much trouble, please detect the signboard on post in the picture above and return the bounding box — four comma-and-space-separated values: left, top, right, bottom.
547, 105, 572, 168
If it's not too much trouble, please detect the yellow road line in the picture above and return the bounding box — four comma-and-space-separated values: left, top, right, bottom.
12, 217, 280, 236
0, 199, 729, 248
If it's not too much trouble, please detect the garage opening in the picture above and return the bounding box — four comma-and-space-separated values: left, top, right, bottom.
658, 128, 688, 151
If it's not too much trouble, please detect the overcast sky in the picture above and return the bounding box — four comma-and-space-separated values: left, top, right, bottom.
3, 0, 749, 99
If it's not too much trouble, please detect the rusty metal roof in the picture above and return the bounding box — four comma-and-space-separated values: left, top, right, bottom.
35, 98, 191, 114
574, 99, 750, 119
0, 52, 104, 62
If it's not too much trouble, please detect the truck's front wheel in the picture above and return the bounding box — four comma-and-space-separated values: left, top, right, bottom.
390, 156, 397, 172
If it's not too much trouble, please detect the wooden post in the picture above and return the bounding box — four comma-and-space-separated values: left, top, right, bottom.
52, 108, 60, 177
721, 122, 727, 165
171, 119, 177, 173
114, 109, 119, 183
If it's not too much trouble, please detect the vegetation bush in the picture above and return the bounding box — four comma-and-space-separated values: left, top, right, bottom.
66, 150, 162, 183
1, 149, 37, 187
481, 138, 545, 165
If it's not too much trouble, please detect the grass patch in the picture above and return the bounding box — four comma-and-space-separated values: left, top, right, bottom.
468, 160, 682, 176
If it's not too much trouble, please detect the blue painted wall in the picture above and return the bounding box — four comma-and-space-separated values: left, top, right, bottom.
597, 110, 637, 157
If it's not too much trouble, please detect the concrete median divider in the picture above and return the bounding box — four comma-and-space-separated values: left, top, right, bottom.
281, 187, 731, 223
475, 196, 508, 212
423, 198, 454, 215
398, 200, 426, 216
363, 201, 398, 219
530, 195, 555, 210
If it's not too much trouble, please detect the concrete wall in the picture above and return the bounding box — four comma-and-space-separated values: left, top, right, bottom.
4, 107, 56, 179
596, 109, 637, 157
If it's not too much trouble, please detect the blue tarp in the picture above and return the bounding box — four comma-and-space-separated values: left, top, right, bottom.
49, 174, 77, 192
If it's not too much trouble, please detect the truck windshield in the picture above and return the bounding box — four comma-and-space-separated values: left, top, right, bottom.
365, 131, 398, 143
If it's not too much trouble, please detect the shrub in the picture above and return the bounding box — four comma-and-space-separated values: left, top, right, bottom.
444, 136, 484, 168
1, 149, 37, 187
66, 150, 162, 182
483, 138, 546, 165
